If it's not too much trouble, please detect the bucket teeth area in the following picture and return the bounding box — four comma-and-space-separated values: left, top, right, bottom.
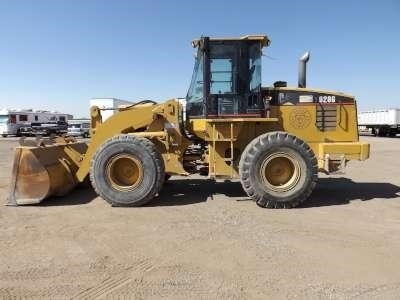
7, 142, 87, 206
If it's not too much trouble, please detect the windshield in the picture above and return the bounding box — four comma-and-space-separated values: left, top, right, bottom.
186, 50, 204, 117
249, 43, 261, 92
0, 115, 8, 124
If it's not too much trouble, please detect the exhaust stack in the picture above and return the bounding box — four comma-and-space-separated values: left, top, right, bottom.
298, 51, 310, 88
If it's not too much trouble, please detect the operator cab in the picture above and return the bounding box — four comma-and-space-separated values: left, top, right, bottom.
186, 35, 270, 118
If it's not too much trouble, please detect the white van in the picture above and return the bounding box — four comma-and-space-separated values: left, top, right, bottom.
68, 120, 91, 138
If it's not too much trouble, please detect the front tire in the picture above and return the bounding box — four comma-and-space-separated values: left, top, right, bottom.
239, 132, 318, 208
90, 135, 165, 206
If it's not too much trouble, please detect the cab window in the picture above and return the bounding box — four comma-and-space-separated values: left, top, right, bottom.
186, 52, 204, 117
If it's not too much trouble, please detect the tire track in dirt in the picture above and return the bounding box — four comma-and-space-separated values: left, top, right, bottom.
0, 266, 67, 281
71, 259, 155, 299
70, 222, 213, 300
350, 282, 400, 299
0, 284, 74, 299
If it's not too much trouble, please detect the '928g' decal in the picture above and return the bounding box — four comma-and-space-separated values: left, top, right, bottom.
318, 95, 336, 103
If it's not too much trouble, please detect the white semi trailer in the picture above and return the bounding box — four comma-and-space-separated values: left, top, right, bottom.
0, 109, 72, 137
358, 108, 400, 137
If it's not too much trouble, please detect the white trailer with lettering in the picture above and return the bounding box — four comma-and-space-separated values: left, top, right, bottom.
358, 108, 400, 137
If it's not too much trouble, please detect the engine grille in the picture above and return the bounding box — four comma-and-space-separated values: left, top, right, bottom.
316, 104, 337, 131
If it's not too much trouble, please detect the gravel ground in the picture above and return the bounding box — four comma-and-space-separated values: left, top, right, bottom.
0, 136, 399, 299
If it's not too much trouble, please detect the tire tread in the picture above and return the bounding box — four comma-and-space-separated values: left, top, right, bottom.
239, 131, 318, 209
89, 135, 165, 207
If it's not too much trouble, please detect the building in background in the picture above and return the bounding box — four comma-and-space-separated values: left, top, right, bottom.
90, 98, 133, 121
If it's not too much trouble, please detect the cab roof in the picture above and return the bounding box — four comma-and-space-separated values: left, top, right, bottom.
192, 35, 270, 48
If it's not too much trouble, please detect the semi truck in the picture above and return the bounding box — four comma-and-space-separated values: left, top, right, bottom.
358, 109, 400, 137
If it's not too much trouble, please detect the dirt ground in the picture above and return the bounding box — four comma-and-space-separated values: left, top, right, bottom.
0, 136, 399, 299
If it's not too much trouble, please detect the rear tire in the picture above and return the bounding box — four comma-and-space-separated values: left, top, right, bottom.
376, 127, 386, 137
389, 129, 397, 137
90, 135, 165, 206
239, 132, 318, 208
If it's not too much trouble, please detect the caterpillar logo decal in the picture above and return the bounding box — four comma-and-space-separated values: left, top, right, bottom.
289, 108, 312, 129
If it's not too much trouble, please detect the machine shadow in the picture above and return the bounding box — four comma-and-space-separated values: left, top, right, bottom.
39, 185, 98, 206
151, 177, 400, 208
301, 177, 400, 208
37, 177, 399, 208
148, 179, 247, 207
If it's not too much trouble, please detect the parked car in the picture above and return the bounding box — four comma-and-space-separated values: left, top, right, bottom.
20, 121, 69, 136
68, 122, 90, 138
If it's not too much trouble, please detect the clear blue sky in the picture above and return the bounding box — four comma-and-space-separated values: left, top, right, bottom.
0, 0, 399, 117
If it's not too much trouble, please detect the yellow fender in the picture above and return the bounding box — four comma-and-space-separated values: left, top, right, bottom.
76, 104, 157, 182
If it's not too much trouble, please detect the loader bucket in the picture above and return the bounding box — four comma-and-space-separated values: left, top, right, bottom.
7, 139, 88, 205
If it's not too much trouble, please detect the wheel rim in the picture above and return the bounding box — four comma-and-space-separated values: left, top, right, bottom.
260, 152, 301, 192
106, 154, 143, 191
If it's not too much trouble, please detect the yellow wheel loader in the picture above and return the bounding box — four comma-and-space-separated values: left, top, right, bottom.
7, 35, 370, 208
